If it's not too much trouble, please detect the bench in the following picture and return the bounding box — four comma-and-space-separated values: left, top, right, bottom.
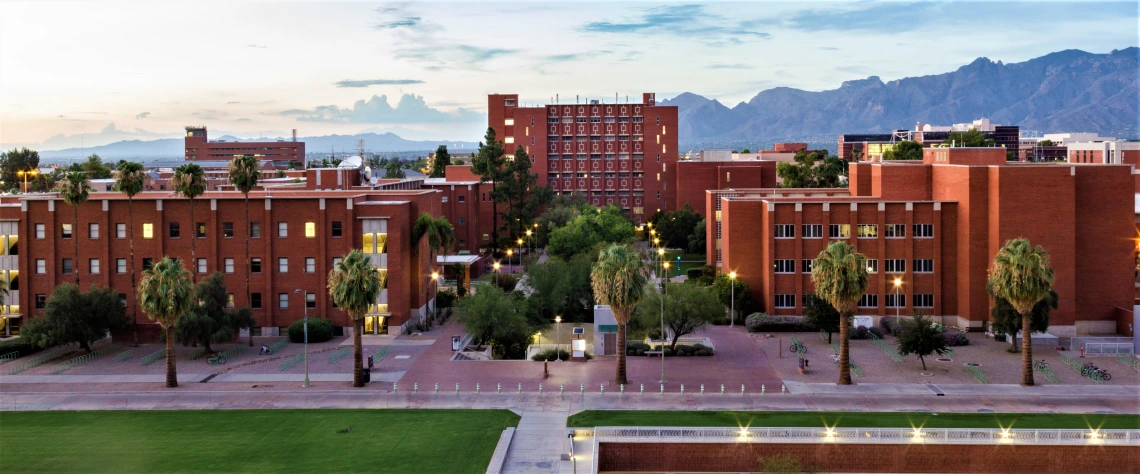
645, 351, 663, 358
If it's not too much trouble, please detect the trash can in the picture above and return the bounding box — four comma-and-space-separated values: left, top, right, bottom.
362, 368, 371, 384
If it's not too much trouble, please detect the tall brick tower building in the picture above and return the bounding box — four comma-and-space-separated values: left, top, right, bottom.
486, 93, 678, 224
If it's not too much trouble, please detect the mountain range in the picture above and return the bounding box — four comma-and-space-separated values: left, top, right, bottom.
664, 47, 1139, 142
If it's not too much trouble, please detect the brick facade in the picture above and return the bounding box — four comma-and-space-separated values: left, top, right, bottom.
184, 127, 304, 164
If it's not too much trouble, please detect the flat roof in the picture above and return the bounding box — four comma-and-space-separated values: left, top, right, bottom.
437, 255, 481, 265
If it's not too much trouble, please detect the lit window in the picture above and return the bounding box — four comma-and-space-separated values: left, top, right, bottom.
61, 223, 73, 239
305, 222, 316, 238
142, 223, 153, 239
226, 294, 235, 308
504, 118, 515, 126
856, 224, 878, 239
505, 136, 515, 144
828, 224, 849, 239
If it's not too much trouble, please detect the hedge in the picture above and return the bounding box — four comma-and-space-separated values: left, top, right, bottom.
286, 317, 334, 343
0, 338, 43, 358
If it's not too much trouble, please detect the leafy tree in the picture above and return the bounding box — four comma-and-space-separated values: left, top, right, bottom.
174, 272, 255, 354
412, 213, 455, 321
989, 290, 1057, 346
471, 127, 507, 254
811, 242, 869, 385
456, 285, 532, 359
648, 204, 702, 250
81, 154, 113, 179
548, 205, 636, 260
496, 146, 540, 241
987, 238, 1055, 386
172, 163, 206, 282
944, 128, 993, 147
1038, 140, 1055, 147
637, 283, 723, 350
687, 219, 706, 254
590, 244, 648, 385
138, 257, 195, 388
534, 195, 586, 247
0, 147, 40, 190
327, 250, 382, 387
428, 145, 451, 178
895, 312, 949, 370
803, 294, 841, 343
21, 284, 128, 353
882, 140, 924, 160
814, 155, 846, 187
740, 147, 751, 153
228, 155, 260, 346
525, 253, 596, 323
712, 273, 751, 325
851, 147, 864, 161
114, 161, 146, 346
776, 149, 847, 188
57, 171, 91, 285
383, 159, 406, 179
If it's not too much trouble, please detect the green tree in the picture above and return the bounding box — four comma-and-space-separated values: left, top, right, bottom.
384, 159, 405, 179
687, 219, 706, 254
1038, 140, 1055, 147
882, 140, 924, 160
648, 204, 702, 249
174, 272, 255, 354
498, 146, 551, 241
776, 149, 847, 188
548, 205, 636, 260
57, 171, 91, 286
944, 128, 994, 147
534, 195, 586, 247
228, 155, 260, 346
114, 161, 146, 346
712, 273, 751, 325
412, 213, 455, 321
989, 290, 1057, 346
590, 244, 648, 385
428, 145, 452, 178
740, 147, 751, 153
456, 285, 532, 359
81, 154, 113, 179
803, 293, 841, 343
172, 163, 206, 282
987, 238, 1055, 386
525, 257, 572, 323
811, 242, 869, 385
471, 127, 507, 253
637, 283, 723, 350
137, 257, 195, 388
327, 250, 382, 387
0, 147, 40, 191
895, 312, 949, 370
21, 284, 128, 353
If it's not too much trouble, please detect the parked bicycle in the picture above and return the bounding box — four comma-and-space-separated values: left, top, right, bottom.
207, 355, 227, 366
1081, 362, 1111, 381
1033, 359, 1049, 370
790, 342, 806, 353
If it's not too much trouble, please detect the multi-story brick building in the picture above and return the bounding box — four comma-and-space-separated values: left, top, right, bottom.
674, 142, 812, 217
1067, 141, 1140, 165
184, 126, 305, 164
486, 93, 678, 224
710, 147, 1134, 335
0, 180, 445, 339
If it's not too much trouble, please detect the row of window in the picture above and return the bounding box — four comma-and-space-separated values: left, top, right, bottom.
774, 224, 934, 239
34, 256, 333, 275
34, 221, 343, 240
773, 293, 935, 309
773, 259, 933, 274
548, 116, 644, 124
34, 291, 318, 311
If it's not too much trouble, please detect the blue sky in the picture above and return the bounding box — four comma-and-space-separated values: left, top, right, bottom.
1, 1, 1136, 149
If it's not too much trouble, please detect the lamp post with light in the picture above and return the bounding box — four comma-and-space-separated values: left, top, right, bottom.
493, 261, 500, 286
506, 249, 513, 272
659, 263, 669, 383
431, 271, 441, 321
293, 289, 311, 388
729, 271, 737, 327
526, 229, 533, 252
17, 169, 38, 194
893, 277, 902, 318
555, 315, 562, 361
517, 238, 524, 266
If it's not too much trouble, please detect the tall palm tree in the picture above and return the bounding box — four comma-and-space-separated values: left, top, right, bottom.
172, 163, 207, 283
114, 161, 146, 346
590, 244, 648, 385
327, 250, 382, 387
987, 238, 1055, 386
228, 155, 260, 346
137, 257, 194, 388
811, 241, 869, 385
58, 171, 91, 286
412, 213, 455, 320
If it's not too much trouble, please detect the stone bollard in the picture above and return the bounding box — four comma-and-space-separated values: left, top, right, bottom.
762, 384, 766, 394
539, 383, 543, 394
498, 383, 502, 394
434, 383, 439, 394
476, 383, 480, 394
580, 383, 585, 394
700, 384, 705, 395
742, 384, 746, 395
680, 384, 685, 395
456, 383, 460, 394
721, 384, 725, 395
782, 384, 786, 394
560, 383, 565, 394
600, 383, 605, 394
660, 383, 664, 394
518, 383, 523, 394
640, 384, 645, 395
620, 384, 624, 394
414, 383, 418, 393
393, 383, 398, 393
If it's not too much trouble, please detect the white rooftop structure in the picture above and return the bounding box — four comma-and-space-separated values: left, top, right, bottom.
919, 118, 1000, 132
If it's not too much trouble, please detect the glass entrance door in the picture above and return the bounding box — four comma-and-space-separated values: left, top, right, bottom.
364, 316, 387, 335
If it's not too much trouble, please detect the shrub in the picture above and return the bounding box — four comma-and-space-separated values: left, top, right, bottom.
745, 313, 813, 333
532, 349, 573, 361
881, 317, 902, 336
287, 317, 334, 343
493, 273, 519, 292
944, 332, 970, 347
673, 343, 714, 356
0, 337, 43, 358
849, 326, 885, 340
995, 334, 1007, 342
685, 268, 703, 280
435, 289, 458, 309
626, 340, 651, 356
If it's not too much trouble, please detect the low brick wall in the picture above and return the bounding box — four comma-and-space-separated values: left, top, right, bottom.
599, 442, 1140, 473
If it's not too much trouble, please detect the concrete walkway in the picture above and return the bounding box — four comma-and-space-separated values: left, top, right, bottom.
501, 409, 572, 474
0, 372, 406, 384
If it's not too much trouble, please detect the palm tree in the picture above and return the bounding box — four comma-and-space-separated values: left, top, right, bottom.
58, 171, 91, 286
590, 244, 648, 385
412, 213, 455, 321
228, 155, 260, 346
987, 238, 1055, 386
114, 161, 146, 346
327, 250, 382, 387
172, 163, 206, 282
137, 257, 194, 388
811, 242, 869, 385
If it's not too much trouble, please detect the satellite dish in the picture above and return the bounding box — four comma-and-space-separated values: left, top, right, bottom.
364, 166, 372, 180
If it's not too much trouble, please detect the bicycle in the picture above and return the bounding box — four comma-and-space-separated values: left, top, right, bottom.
1033, 359, 1049, 370
789, 343, 806, 353
1081, 363, 1111, 381
207, 355, 227, 365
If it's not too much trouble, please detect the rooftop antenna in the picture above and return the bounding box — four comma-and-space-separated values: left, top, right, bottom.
292, 129, 297, 142
556, 94, 559, 104
576, 95, 579, 104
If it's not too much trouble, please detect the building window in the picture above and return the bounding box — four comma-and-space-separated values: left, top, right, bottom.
62, 258, 73, 274
35, 259, 46, 274
278, 293, 289, 309
885, 259, 905, 273
197, 258, 207, 274
305, 257, 316, 273
858, 294, 878, 307
278, 222, 287, 237
224, 258, 234, 273
142, 258, 153, 271
885, 224, 906, 238
142, 223, 153, 239
226, 294, 235, 308
196, 223, 206, 238
331, 221, 342, 237
89, 258, 100, 274
856, 224, 878, 238
223, 222, 234, 238
250, 222, 261, 238
914, 259, 934, 273
774, 224, 795, 239
61, 223, 73, 239
774, 260, 795, 273
35, 223, 45, 239
169, 222, 181, 238
278, 257, 288, 273
251, 258, 262, 273
119, 293, 127, 308
117, 258, 127, 273
116, 223, 125, 239
914, 294, 934, 308
802, 259, 814, 273
504, 118, 514, 126
458, 218, 466, 225
773, 294, 796, 308
251, 293, 262, 309
362, 232, 388, 254
332, 257, 342, 267
886, 293, 906, 308
305, 222, 316, 238
913, 224, 933, 238
829, 224, 850, 239
802, 224, 822, 238
35, 294, 46, 309
457, 195, 465, 203
865, 259, 878, 274
88, 223, 99, 239
306, 293, 316, 309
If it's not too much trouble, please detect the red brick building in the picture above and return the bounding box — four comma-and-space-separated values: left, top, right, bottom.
711, 147, 1134, 334
1067, 141, 1140, 165
184, 126, 305, 164
486, 93, 677, 224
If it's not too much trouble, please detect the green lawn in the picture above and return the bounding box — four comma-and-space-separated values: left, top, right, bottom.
655, 250, 707, 276
4, 409, 520, 474
567, 410, 1140, 430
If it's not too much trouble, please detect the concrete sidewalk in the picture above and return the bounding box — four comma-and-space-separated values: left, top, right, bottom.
0, 372, 405, 384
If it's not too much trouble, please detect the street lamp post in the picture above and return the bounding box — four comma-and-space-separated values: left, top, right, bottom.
893, 278, 902, 318
659, 263, 669, 383
431, 271, 440, 321
517, 238, 524, 266
493, 261, 501, 286
729, 271, 737, 327
293, 289, 310, 388
526, 229, 533, 252
656, 247, 664, 282
506, 249, 513, 272
555, 315, 562, 362
17, 169, 38, 194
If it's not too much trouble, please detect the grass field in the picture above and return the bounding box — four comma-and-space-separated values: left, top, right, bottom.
656, 250, 706, 276
4, 409, 520, 474
567, 410, 1140, 430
